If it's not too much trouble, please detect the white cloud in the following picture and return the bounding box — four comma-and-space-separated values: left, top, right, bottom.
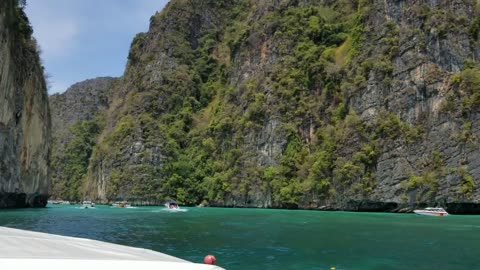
34, 20, 77, 59
23, 0, 169, 94
25, 2, 79, 59
98, 1, 167, 33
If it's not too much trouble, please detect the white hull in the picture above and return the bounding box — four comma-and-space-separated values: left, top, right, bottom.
414, 210, 448, 216
0, 259, 223, 270
0, 226, 224, 270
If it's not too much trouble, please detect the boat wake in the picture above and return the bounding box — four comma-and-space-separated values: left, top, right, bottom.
151, 208, 188, 213
163, 208, 188, 212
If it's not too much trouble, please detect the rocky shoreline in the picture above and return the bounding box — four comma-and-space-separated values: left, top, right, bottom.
0, 193, 48, 208
72, 199, 480, 215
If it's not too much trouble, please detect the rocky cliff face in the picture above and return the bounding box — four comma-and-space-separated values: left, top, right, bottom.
50, 0, 480, 212
48, 77, 116, 200
49, 77, 116, 145
0, 0, 51, 208
347, 0, 480, 210
85, 0, 239, 203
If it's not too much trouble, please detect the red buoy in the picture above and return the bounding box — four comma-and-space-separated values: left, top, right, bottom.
204, 254, 216, 265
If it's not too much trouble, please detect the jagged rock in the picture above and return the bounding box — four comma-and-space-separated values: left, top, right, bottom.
49, 77, 116, 143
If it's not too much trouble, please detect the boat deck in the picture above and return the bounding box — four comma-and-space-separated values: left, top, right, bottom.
0, 226, 224, 270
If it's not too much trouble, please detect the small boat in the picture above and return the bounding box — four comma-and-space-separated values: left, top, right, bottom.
48, 200, 61, 204
165, 200, 180, 210
414, 207, 449, 216
112, 201, 132, 208
81, 201, 95, 209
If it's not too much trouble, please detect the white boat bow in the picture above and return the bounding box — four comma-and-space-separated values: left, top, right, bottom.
0, 227, 225, 270
414, 207, 449, 216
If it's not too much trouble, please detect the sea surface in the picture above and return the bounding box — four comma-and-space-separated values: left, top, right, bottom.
0, 205, 479, 270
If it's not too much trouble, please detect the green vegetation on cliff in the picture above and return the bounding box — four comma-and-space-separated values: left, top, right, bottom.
50, 0, 480, 210
51, 118, 103, 200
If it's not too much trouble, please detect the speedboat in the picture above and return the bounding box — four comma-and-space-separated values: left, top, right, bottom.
112, 202, 132, 208
81, 201, 95, 209
414, 207, 449, 216
48, 200, 61, 204
165, 200, 180, 210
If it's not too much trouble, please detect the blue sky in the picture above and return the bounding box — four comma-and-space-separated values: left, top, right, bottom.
25, 0, 169, 94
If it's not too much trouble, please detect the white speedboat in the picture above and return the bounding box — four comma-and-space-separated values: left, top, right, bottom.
165, 200, 180, 210
414, 207, 449, 216
48, 200, 61, 204
81, 201, 95, 209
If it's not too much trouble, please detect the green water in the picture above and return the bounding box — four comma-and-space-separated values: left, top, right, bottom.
0, 205, 479, 270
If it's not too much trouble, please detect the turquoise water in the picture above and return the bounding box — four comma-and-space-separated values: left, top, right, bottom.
0, 205, 479, 270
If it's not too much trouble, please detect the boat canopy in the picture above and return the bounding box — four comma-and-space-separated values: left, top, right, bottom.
166, 200, 178, 205
424, 207, 446, 211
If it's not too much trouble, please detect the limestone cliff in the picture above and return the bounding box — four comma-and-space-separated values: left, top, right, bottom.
51, 0, 480, 212
0, 0, 51, 207
49, 77, 116, 200
49, 77, 116, 145
346, 0, 480, 210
